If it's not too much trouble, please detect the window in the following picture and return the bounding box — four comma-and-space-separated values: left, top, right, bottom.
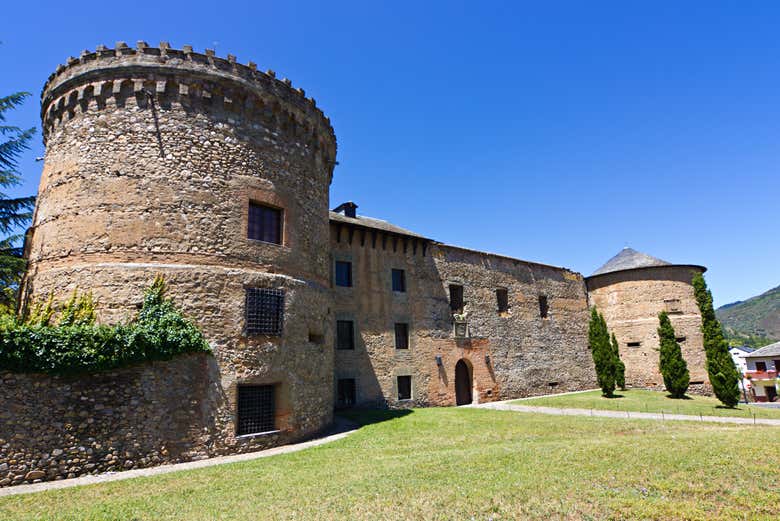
676, 337, 687, 343
538, 295, 549, 318
397, 375, 412, 400
394, 323, 409, 349
449, 284, 464, 312
336, 320, 355, 350
664, 299, 682, 314
391, 269, 406, 292
627, 341, 641, 348
496, 288, 509, 313
336, 378, 356, 408
775, 360, 780, 371
245, 288, 284, 336
335, 261, 352, 287
756, 361, 767, 372
236, 385, 275, 435
248, 202, 282, 244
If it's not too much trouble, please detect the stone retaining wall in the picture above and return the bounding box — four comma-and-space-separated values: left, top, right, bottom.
0, 353, 228, 487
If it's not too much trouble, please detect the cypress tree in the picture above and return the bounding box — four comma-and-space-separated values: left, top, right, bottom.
611, 333, 626, 391
589, 307, 616, 397
657, 311, 690, 398
692, 273, 740, 407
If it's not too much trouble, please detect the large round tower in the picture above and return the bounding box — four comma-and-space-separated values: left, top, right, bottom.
23, 41, 337, 450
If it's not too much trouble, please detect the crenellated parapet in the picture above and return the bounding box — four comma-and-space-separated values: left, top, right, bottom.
40, 41, 336, 166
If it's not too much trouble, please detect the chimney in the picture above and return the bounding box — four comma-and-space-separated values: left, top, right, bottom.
333, 201, 358, 218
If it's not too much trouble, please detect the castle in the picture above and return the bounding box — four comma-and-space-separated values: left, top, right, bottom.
10, 43, 708, 481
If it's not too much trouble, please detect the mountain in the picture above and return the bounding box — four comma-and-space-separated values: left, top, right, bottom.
716, 285, 780, 348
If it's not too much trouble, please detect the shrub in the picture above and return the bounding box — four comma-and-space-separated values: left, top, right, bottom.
612, 333, 626, 391
0, 276, 210, 375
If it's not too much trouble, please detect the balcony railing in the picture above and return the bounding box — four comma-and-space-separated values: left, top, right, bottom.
745, 370, 778, 380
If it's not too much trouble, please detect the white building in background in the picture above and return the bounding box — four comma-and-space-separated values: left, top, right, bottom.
743, 342, 780, 402
730, 345, 754, 400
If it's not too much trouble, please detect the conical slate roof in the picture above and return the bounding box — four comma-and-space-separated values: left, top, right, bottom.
591, 247, 671, 276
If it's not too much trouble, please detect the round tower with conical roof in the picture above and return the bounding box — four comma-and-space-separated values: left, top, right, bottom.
585, 248, 709, 390
23, 41, 338, 450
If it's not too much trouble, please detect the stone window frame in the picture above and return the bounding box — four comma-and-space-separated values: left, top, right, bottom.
396, 374, 413, 401
335, 316, 356, 350
394, 321, 410, 350
449, 283, 465, 313
391, 268, 407, 293
538, 294, 549, 319
496, 287, 510, 315
336, 376, 358, 408
333, 254, 354, 289
243, 188, 291, 248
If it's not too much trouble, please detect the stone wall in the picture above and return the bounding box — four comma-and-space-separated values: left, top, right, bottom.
331, 221, 596, 408
0, 354, 224, 487
586, 266, 708, 389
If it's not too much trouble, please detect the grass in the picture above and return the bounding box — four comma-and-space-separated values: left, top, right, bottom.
1, 408, 779, 520
514, 389, 780, 419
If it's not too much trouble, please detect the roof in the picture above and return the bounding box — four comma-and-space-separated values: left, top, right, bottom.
730, 346, 756, 354
329, 211, 428, 239
744, 341, 780, 359
590, 247, 672, 276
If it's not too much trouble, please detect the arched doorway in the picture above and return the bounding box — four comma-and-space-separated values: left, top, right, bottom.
455, 359, 473, 405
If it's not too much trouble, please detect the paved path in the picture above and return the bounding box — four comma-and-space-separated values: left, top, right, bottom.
474, 400, 780, 426
0, 418, 358, 498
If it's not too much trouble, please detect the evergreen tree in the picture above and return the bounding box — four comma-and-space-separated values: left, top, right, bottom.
0, 92, 36, 312
657, 311, 690, 398
589, 307, 616, 397
692, 272, 740, 407
611, 332, 626, 390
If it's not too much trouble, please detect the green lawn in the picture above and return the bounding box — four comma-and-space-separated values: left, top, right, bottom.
1, 408, 779, 520
514, 389, 780, 419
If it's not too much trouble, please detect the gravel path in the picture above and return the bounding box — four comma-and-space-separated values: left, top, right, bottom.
0, 418, 358, 498
474, 400, 780, 426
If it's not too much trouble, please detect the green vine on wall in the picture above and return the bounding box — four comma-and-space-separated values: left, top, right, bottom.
0, 276, 211, 375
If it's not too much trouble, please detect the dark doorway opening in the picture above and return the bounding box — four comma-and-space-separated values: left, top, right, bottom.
455, 359, 473, 405
766, 386, 777, 402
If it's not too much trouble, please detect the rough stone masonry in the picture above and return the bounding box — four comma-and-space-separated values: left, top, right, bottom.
0, 42, 708, 486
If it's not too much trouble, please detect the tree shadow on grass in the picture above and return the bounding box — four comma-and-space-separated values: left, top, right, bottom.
665, 394, 693, 400
603, 394, 625, 399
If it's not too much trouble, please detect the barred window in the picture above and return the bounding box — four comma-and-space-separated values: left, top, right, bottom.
336, 378, 356, 408
245, 288, 284, 336
336, 320, 355, 350
236, 385, 275, 435
248, 202, 282, 244
397, 375, 412, 401
394, 323, 409, 349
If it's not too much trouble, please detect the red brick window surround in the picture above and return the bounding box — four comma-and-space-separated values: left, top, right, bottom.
248, 202, 282, 244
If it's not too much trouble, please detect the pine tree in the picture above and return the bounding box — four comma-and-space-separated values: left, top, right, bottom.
611, 333, 626, 390
589, 307, 616, 397
692, 272, 740, 407
657, 311, 690, 398
0, 92, 36, 312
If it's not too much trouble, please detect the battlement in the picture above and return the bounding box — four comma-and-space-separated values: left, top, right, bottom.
40, 41, 336, 160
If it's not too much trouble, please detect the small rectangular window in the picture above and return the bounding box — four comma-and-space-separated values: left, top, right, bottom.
676, 337, 687, 343
756, 361, 767, 372
245, 288, 284, 336
449, 284, 464, 312
394, 323, 409, 349
248, 202, 282, 245
538, 295, 549, 318
336, 320, 355, 350
496, 288, 509, 313
397, 375, 412, 400
335, 261, 352, 287
664, 299, 682, 314
236, 385, 275, 436
392, 269, 406, 292
627, 341, 641, 348
336, 378, 356, 408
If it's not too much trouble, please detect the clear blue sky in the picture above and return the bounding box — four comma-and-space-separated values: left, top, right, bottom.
2, 1, 778, 307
